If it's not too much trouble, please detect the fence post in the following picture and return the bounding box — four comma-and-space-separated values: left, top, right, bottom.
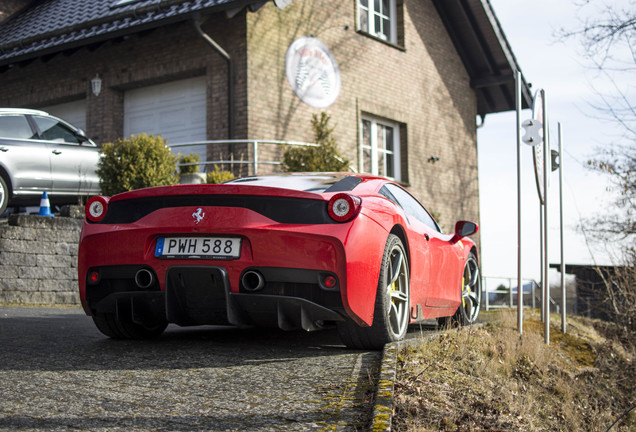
509, 278, 514, 308
253, 140, 259, 175
484, 277, 490, 311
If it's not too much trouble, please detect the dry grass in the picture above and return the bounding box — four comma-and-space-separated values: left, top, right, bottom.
392, 310, 635, 431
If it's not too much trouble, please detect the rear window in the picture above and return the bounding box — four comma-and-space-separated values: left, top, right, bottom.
0, 115, 36, 140
226, 174, 361, 193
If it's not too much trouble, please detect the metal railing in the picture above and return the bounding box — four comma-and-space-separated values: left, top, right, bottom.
482, 276, 560, 314
168, 139, 352, 176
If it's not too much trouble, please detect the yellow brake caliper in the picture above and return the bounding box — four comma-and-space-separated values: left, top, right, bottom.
390, 267, 400, 315
462, 275, 471, 308
391, 279, 397, 308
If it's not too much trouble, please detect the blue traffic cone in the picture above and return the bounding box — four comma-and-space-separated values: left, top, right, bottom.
37, 191, 54, 217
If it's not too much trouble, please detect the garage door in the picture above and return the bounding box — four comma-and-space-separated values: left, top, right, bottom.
124, 76, 207, 161
43, 100, 87, 132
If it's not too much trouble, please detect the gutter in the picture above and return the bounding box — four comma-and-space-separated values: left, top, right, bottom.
192, 14, 234, 140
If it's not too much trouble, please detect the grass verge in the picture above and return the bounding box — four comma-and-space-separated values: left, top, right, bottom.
392, 310, 634, 431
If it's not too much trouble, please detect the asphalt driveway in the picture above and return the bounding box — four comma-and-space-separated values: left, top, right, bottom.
0, 306, 381, 431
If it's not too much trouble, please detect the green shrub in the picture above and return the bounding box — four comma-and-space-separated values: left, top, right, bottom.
178, 153, 201, 175
282, 112, 350, 172
206, 165, 236, 184
97, 134, 178, 196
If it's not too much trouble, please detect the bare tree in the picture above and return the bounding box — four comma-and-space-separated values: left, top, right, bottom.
560, 1, 636, 65
586, 144, 635, 240
558, 1, 636, 242
560, 2, 636, 334
561, 1, 635, 136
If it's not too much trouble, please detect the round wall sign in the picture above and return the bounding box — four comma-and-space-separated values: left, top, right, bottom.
285, 37, 341, 108
531, 89, 549, 204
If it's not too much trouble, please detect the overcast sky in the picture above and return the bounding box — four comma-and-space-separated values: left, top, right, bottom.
476, 0, 633, 282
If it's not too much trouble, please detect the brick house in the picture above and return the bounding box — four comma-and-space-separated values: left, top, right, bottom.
0, 0, 531, 234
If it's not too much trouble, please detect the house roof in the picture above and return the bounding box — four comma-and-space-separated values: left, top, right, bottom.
0, 0, 265, 66
0, 0, 532, 115
433, 0, 533, 115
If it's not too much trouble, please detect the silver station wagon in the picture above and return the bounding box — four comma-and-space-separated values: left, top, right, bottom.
0, 108, 100, 215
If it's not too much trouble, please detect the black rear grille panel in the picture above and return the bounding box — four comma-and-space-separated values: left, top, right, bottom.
97, 195, 334, 224
165, 266, 230, 326
239, 267, 344, 310
85, 265, 159, 311
262, 282, 343, 310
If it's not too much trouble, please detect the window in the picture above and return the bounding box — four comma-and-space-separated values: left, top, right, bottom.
361, 116, 401, 180
32, 116, 82, 144
228, 174, 361, 193
0, 115, 36, 140
381, 184, 441, 232
357, 0, 397, 43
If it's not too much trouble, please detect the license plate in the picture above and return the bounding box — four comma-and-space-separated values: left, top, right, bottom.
155, 237, 241, 259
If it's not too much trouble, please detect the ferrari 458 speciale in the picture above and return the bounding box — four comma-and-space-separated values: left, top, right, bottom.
78, 173, 481, 349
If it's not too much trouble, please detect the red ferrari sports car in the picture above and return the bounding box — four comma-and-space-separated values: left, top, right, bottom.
78, 173, 481, 349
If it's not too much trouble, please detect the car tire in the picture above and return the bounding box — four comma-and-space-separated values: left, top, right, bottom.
337, 234, 410, 350
0, 176, 9, 216
438, 252, 481, 327
92, 313, 167, 340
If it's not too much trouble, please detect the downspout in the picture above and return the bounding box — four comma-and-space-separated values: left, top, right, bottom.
192, 14, 234, 140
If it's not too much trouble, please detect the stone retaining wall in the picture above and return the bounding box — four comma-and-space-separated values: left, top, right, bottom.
0, 214, 82, 305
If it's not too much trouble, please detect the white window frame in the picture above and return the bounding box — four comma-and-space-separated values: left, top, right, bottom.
357, 0, 398, 43
360, 116, 401, 181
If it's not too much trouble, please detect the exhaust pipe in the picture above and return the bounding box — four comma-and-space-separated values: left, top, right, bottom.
242, 270, 265, 292
134, 268, 155, 289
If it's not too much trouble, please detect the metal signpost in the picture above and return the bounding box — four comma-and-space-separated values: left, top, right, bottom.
541, 91, 550, 345
515, 71, 523, 334
519, 88, 569, 343
558, 124, 566, 333
521, 88, 551, 344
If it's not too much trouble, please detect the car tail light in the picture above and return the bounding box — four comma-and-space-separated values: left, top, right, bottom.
88, 270, 100, 285
85, 196, 109, 223
321, 274, 338, 290
328, 193, 361, 223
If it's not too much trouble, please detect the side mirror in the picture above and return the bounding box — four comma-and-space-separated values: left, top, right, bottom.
454, 221, 478, 238
76, 129, 96, 146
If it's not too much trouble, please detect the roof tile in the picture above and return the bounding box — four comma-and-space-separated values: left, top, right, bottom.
0, 0, 257, 64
